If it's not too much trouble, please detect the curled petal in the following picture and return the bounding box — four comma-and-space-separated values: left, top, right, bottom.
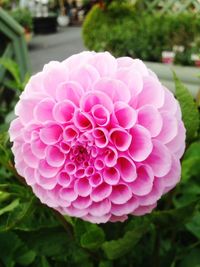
59, 187, 78, 202
91, 183, 112, 202
80, 91, 113, 113
132, 203, 157, 216
89, 199, 111, 217
117, 156, 137, 182
104, 146, 118, 167
75, 178, 92, 197
65, 162, 77, 174
56, 81, 84, 106
43, 63, 68, 98
63, 125, 79, 142
74, 110, 94, 131
93, 78, 131, 103
53, 100, 76, 123
93, 128, 109, 148
57, 171, 72, 187
40, 123, 63, 145
116, 68, 143, 97
110, 128, 132, 151
31, 138, 46, 159
109, 184, 132, 204
22, 144, 39, 168
137, 76, 164, 109
114, 102, 137, 129
130, 165, 154, 196
137, 105, 163, 137
88, 51, 117, 77
24, 167, 36, 186
38, 159, 60, 178
34, 98, 55, 122
72, 196, 92, 209
89, 173, 103, 187
103, 167, 120, 185
35, 173, 57, 190
156, 112, 178, 144
9, 118, 23, 142
46, 145, 65, 167
161, 155, 181, 188
91, 104, 110, 126
83, 214, 111, 224
111, 197, 139, 216
94, 158, 105, 170
166, 121, 186, 159
69, 64, 100, 91
129, 125, 153, 162
145, 140, 172, 177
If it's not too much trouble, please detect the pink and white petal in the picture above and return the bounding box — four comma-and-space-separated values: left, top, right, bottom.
56, 81, 84, 106
103, 167, 120, 185
38, 159, 60, 178
34, 98, 55, 122
117, 156, 137, 182
130, 165, 154, 196
22, 143, 39, 168
74, 110, 94, 131
137, 76, 164, 109
166, 121, 186, 159
110, 128, 132, 151
161, 155, 181, 188
80, 91, 113, 113
43, 62, 68, 98
90, 183, 112, 202
116, 68, 143, 97
39, 123, 63, 145
93, 78, 131, 103
9, 118, 23, 142
72, 196, 92, 210
69, 64, 100, 91
129, 125, 153, 162
156, 112, 178, 144
83, 213, 111, 224
137, 105, 163, 137
88, 51, 117, 77
131, 203, 157, 216
74, 178, 92, 197
89, 199, 111, 217
114, 102, 137, 129
111, 196, 139, 216
109, 215, 128, 223
53, 100, 76, 123
145, 140, 172, 177
109, 184, 132, 205
46, 145, 65, 167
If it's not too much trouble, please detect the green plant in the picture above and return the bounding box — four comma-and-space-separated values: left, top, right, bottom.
83, 5, 200, 65
10, 8, 33, 31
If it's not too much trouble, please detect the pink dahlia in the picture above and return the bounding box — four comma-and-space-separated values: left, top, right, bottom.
9, 51, 186, 223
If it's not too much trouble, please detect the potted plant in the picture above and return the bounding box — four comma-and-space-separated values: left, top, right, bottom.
10, 8, 33, 43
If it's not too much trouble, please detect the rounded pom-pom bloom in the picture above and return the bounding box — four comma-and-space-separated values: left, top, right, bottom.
9, 51, 186, 223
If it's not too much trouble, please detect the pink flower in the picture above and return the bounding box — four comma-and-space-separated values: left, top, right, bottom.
9, 52, 186, 223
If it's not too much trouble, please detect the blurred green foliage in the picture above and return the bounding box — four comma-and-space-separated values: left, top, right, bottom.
82, 3, 199, 65
9, 8, 33, 31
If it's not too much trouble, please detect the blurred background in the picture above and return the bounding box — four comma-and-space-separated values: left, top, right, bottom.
0, 0, 200, 122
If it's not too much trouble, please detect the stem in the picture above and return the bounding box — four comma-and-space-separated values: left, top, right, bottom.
53, 210, 74, 239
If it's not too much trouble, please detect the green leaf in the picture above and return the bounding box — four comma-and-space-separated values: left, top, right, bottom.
99, 260, 113, 267
173, 72, 199, 142
0, 199, 19, 216
81, 227, 105, 250
151, 199, 200, 228
102, 219, 149, 260
16, 249, 36, 266
186, 212, 200, 239
179, 248, 200, 267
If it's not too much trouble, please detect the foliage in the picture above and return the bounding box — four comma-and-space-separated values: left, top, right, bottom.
82, 4, 199, 65
9, 8, 33, 31
0, 57, 30, 124
0, 54, 200, 266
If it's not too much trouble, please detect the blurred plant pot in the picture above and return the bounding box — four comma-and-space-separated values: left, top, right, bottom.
191, 54, 200, 67
57, 15, 69, 27
162, 51, 175, 64
24, 28, 32, 43
33, 15, 57, 34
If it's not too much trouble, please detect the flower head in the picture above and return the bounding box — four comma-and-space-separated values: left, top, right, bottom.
9, 51, 186, 223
